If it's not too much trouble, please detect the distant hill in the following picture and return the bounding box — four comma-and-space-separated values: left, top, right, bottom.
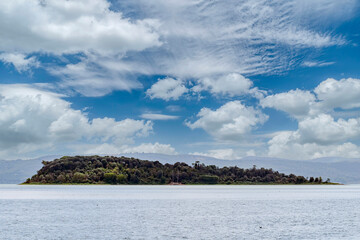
0, 153, 359, 184
24, 155, 322, 185
0, 155, 60, 184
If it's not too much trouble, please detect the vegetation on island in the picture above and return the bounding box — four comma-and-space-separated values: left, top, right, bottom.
24, 155, 332, 185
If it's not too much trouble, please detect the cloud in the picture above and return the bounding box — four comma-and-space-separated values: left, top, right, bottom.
262, 78, 360, 159
146, 73, 266, 101
0, 0, 161, 55
0, 0, 162, 96
166, 105, 182, 112
0, 0, 354, 97
146, 77, 188, 101
293, 0, 357, 25
186, 101, 268, 141
192, 148, 239, 160
0, 53, 39, 72
88, 118, 152, 144
192, 73, 256, 97
81, 142, 177, 155
140, 113, 179, 120
314, 78, 360, 110
122, 142, 177, 155
302, 61, 335, 67
0, 84, 152, 159
268, 131, 360, 160
297, 114, 360, 144
261, 78, 360, 119
48, 59, 142, 97
191, 147, 258, 160
260, 89, 317, 119
117, 0, 349, 79
38, 0, 353, 97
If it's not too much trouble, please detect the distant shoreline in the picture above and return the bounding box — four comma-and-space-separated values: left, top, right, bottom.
21, 182, 341, 186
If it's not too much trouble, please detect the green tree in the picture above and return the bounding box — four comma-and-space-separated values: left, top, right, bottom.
104, 173, 117, 184
57, 174, 66, 183
116, 174, 127, 184
199, 175, 219, 184
72, 172, 87, 183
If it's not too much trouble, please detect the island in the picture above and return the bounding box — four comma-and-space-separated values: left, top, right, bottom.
24, 155, 332, 185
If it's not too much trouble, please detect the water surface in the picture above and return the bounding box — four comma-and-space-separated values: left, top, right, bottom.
1, 184, 359, 239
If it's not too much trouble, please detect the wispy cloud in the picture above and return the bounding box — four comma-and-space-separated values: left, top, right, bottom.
140, 113, 179, 120
302, 61, 335, 67
116, 0, 349, 78
0, 53, 39, 73
48, 58, 142, 97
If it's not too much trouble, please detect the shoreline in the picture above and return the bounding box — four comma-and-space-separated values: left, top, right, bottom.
20, 182, 342, 186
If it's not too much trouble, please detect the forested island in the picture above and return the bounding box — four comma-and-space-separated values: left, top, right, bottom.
24, 155, 332, 185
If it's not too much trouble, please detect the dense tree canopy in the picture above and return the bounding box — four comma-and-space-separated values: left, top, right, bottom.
24, 156, 328, 184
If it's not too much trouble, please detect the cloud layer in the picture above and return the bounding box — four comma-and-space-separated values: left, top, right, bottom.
0, 1, 359, 160
1, 0, 354, 97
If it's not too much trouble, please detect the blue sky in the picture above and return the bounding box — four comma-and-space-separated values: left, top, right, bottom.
0, 0, 360, 160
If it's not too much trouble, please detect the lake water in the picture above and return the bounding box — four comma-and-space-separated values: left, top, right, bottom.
1, 185, 359, 239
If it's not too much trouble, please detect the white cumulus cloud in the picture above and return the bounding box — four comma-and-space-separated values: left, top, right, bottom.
146, 77, 188, 101
192, 73, 261, 97
261, 78, 360, 119
268, 131, 360, 160
260, 89, 317, 119
262, 77, 360, 159
0, 0, 162, 96
314, 78, 360, 110
0, 84, 153, 159
0, 0, 161, 55
297, 114, 360, 145
186, 101, 268, 141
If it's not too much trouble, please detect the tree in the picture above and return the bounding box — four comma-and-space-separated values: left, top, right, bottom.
72, 172, 87, 183
295, 176, 306, 184
104, 173, 117, 184
57, 174, 66, 183
116, 174, 127, 184
129, 174, 140, 184
199, 175, 219, 184
24, 155, 325, 185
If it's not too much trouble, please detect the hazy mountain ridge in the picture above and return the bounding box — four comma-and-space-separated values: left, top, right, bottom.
1, 154, 359, 184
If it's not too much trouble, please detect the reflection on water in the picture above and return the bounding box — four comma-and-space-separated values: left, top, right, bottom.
1, 185, 359, 239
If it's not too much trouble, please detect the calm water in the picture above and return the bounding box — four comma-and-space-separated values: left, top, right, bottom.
1, 185, 359, 240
